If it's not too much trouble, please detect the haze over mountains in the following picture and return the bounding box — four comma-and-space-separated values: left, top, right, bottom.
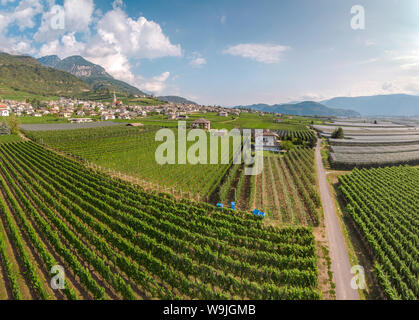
233, 101, 361, 117
234, 94, 419, 117
321, 94, 419, 116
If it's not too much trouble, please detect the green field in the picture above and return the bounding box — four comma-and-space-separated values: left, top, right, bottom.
138, 112, 322, 131
25, 125, 243, 200
2, 116, 69, 125
339, 166, 419, 299
0, 134, 21, 144
0, 140, 320, 300
216, 148, 321, 227
0, 85, 60, 102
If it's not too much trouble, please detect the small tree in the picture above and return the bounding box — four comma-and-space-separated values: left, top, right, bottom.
0, 120, 10, 135
281, 140, 294, 151
7, 113, 20, 135
331, 127, 344, 139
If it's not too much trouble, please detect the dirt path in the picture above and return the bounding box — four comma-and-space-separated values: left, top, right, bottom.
315, 140, 359, 300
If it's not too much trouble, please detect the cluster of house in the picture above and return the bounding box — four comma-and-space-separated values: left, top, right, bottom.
0, 96, 246, 122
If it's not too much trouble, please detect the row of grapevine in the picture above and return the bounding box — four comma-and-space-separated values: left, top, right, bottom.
24, 126, 240, 200
0, 141, 321, 300
249, 148, 321, 226
338, 166, 418, 300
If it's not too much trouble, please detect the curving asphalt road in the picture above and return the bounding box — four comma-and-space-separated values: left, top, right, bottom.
315, 140, 359, 300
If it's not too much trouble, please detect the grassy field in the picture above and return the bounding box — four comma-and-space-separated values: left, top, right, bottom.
23, 113, 321, 206
2, 116, 70, 125
0, 134, 21, 144
24, 125, 242, 200
0, 85, 60, 101
138, 112, 322, 131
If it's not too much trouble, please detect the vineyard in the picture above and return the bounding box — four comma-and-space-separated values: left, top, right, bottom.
216, 148, 321, 227
0, 141, 321, 300
277, 129, 317, 146
23, 126, 240, 200
338, 166, 419, 300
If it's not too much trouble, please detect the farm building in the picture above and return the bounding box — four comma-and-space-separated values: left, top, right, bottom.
101, 114, 115, 121
255, 130, 281, 152
218, 111, 228, 117
0, 105, 10, 117
192, 118, 211, 130
59, 112, 72, 118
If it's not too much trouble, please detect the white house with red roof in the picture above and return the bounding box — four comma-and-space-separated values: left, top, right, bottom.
0, 104, 10, 117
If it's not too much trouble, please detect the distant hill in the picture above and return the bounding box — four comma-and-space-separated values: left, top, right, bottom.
234, 101, 360, 117
321, 94, 419, 116
158, 96, 198, 105
37, 55, 61, 68
38, 55, 146, 97
0, 52, 90, 97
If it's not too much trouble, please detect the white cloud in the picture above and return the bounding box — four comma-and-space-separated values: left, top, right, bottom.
39, 32, 86, 58
95, 7, 182, 59
64, 0, 94, 32
223, 43, 290, 63
1, 0, 180, 95
190, 57, 206, 67
85, 48, 134, 82
112, 0, 124, 9
13, 0, 43, 31
220, 15, 226, 24
1, 0, 16, 5
0, 6, 37, 55
135, 71, 170, 94
0, 0, 42, 33
35, 0, 94, 41
188, 52, 206, 68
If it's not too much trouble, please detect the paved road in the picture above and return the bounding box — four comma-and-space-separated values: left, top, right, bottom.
315, 140, 359, 300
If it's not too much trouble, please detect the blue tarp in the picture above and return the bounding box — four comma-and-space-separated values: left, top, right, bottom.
253, 209, 265, 217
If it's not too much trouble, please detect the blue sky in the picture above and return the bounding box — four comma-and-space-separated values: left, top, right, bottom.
1, 0, 419, 105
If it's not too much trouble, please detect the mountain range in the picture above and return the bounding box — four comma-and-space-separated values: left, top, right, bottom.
2, 52, 419, 116
0, 52, 90, 97
37, 55, 146, 97
321, 94, 419, 116
157, 96, 198, 105
233, 101, 361, 117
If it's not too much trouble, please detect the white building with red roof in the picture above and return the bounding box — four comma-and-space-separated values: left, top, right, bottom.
0, 104, 10, 117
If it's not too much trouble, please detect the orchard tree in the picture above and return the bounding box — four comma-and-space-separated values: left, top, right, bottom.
331, 127, 344, 139
7, 113, 20, 135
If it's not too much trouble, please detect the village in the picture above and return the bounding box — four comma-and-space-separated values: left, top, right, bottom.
0, 92, 246, 123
